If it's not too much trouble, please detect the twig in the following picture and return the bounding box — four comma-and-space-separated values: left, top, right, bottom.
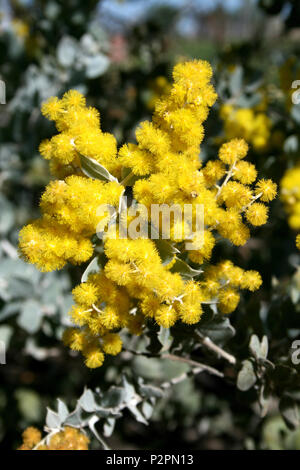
32, 429, 59, 450
161, 353, 224, 377
241, 192, 263, 212
216, 161, 236, 198
194, 332, 236, 365
160, 367, 205, 389
123, 349, 224, 378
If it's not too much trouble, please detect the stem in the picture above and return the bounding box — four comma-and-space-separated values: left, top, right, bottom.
32, 429, 59, 450
92, 304, 104, 314
194, 332, 236, 365
161, 367, 207, 389
161, 353, 224, 377
123, 349, 223, 378
216, 161, 236, 198
241, 192, 263, 212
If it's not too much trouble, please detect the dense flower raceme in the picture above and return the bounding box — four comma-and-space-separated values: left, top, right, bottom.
18, 426, 89, 450
281, 166, 300, 230
280, 165, 300, 250
220, 103, 272, 152
19, 60, 277, 368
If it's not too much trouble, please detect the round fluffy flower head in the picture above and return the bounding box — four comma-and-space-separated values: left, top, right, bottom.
233, 161, 257, 184
41, 97, 64, 120
219, 138, 248, 165
246, 203, 269, 226
172, 59, 213, 89
296, 234, 300, 250
39, 139, 53, 160
72, 282, 99, 307
202, 160, 226, 186
155, 305, 178, 328
102, 333, 123, 355
255, 179, 277, 202
220, 181, 253, 209
241, 271, 262, 292
219, 288, 240, 314
83, 344, 105, 369
18, 426, 90, 451
21, 427, 42, 448
61, 90, 86, 108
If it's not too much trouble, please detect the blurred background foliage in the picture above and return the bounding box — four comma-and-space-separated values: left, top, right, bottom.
0, 0, 300, 450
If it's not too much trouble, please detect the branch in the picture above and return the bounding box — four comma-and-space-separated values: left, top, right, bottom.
216, 161, 236, 198
194, 332, 236, 365
122, 349, 224, 378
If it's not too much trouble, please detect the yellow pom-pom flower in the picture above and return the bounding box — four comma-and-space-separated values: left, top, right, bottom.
246, 203, 269, 226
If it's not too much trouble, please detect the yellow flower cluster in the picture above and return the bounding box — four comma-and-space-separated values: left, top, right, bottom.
281, 166, 300, 230
220, 104, 272, 152
281, 165, 300, 250
147, 76, 171, 110
38, 89, 121, 179
19, 176, 123, 271
18, 426, 89, 450
19, 60, 276, 369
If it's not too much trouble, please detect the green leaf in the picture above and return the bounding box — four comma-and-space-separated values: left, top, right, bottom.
279, 396, 300, 430
198, 316, 235, 345
102, 386, 126, 408
157, 326, 172, 351
249, 334, 261, 358
46, 408, 62, 429
170, 257, 203, 279
141, 401, 154, 420
237, 360, 257, 392
64, 408, 82, 427
81, 257, 101, 283
80, 154, 118, 182
0, 302, 22, 321
17, 299, 42, 334
229, 66, 243, 95
103, 417, 116, 437
128, 404, 148, 425
79, 389, 98, 413
57, 399, 69, 422
154, 239, 180, 265
260, 336, 269, 359
138, 380, 164, 399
